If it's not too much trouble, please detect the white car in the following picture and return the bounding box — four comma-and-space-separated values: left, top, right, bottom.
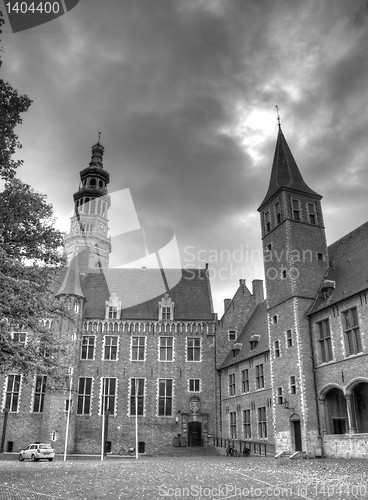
19, 443, 55, 462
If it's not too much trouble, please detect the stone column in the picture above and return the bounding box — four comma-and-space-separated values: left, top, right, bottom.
345, 395, 356, 433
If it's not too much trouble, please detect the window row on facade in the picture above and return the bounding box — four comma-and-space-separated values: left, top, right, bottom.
2, 375, 203, 415
228, 407, 268, 440
316, 307, 364, 364
81, 335, 202, 362
228, 363, 266, 396
263, 197, 319, 234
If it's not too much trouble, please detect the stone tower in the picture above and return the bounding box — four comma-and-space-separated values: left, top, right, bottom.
258, 125, 328, 456
64, 139, 111, 270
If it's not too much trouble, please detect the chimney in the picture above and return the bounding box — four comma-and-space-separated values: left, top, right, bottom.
224, 299, 231, 312
239, 278, 246, 287
252, 279, 264, 304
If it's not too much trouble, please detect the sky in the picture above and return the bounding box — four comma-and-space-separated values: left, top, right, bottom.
2, 0, 368, 316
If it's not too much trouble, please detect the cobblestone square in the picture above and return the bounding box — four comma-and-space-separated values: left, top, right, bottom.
1, 455, 368, 500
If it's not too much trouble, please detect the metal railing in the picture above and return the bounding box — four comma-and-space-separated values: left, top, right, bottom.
213, 437, 276, 457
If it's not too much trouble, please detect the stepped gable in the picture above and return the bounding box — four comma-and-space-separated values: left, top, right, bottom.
80, 267, 214, 320
310, 221, 368, 313
219, 300, 268, 369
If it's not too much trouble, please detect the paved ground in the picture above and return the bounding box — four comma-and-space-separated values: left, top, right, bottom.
1, 453, 368, 500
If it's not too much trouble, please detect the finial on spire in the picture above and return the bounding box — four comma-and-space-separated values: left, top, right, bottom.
275, 105, 281, 130
97, 129, 102, 144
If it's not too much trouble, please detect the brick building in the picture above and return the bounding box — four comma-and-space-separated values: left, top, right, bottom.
217, 124, 368, 459
2, 125, 368, 459
0, 141, 217, 456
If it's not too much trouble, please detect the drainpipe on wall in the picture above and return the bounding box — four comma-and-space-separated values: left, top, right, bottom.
308, 314, 324, 458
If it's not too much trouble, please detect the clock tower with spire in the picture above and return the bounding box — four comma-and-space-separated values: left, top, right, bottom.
64, 138, 111, 270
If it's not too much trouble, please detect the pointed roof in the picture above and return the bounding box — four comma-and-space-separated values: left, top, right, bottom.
219, 301, 269, 369
55, 254, 85, 298
258, 127, 321, 211
309, 221, 368, 314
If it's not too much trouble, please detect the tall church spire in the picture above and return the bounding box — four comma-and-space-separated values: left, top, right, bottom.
64, 139, 111, 270
258, 127, 321, 211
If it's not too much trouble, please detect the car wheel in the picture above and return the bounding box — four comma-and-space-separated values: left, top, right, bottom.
18, 454, 24, 461
31, 454, 38, 462
48, 458, 53, 461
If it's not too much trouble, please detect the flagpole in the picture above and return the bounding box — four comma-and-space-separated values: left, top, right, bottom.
101, 379, 105, 461
64, 367, 73, 462
135, 379, 138, 460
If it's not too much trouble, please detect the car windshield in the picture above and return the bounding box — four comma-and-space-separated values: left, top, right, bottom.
39, 444, 52, 449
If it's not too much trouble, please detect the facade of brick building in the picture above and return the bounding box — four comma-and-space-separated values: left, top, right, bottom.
217, 125, 368, 459
0, 141, 217, 456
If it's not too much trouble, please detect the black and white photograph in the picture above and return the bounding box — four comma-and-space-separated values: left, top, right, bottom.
1, 1, 368, 498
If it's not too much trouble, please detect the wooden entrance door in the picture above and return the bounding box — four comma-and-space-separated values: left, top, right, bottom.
188, 421, 202, 446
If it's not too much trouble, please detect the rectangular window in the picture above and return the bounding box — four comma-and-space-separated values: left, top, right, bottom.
317, 319, 333, 362
275, 201, 281, 224
290, 376, 296, 394
264, 211, 271, 233
12, 332, 27, 345
77, 377, 92, 415
32, 375, 47, 413
162, 307, 171, 320
292, 199, 300, 221
81, 336, 95, 360
5, 375, 21, 412
130, 378, 145, 416
101, 377, 117, 415
187, 337, 201, 362
286, 329, 293, 347
188, 379, 201, 392
274, 340, 280, 358
342, 308, 362, 356
307, 202, 317, 225
108, 306, 118, 319
258, 407, 267, 438
228, 330, 237, 341
255, 364, 264, 389
159, 337, 173, 361
158, 379, 173, 416
229, 373, 236, 396
277, 387, 283, 405
241, 369, 249, 393
243, 409, 251, 439
131, 336, 146, 361
230, 411, 237, 439
104, 336, 118, 360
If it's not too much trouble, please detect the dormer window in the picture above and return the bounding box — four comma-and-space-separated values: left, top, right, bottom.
105, 293, 122, 320
158, 293, 174, 321
232, 342, 242, 357
320, 280, 335, 300
249, 334, 260, 350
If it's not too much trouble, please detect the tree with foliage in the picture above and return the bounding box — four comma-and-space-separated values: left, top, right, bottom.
0, 13, 70, 381
0, 13, 33, 181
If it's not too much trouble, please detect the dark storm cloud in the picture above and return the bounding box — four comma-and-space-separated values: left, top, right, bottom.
3, 0, 368, 312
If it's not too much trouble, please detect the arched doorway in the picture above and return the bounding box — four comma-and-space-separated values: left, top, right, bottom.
188, 421, 202, 447
324, 388, 348, 434
351, 382, 368, 433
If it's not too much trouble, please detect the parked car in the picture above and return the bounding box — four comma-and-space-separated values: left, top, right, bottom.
18, 443, 55, 462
